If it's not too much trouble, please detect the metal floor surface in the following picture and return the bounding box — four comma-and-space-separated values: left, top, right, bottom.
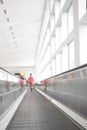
7, 88, 81, 130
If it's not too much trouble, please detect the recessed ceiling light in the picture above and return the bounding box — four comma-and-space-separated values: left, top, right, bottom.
4, 9, 7, 14
0, 0, 4, 4
10, 27, 12, 30
7, 18, 9, 22
11, 32, 14, 35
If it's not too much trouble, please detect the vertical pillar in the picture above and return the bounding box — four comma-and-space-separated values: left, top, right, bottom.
73, 0, 80, 66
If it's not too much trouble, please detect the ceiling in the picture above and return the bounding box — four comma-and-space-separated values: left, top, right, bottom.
0, 0, 45, 75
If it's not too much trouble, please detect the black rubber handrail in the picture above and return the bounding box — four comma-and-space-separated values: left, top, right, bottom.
47, 63, 87, 80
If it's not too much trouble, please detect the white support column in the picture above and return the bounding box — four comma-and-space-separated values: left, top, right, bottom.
73, 0, 80, 67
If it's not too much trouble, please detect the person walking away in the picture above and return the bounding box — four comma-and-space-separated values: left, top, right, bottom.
18, 78, 24, 88
28, 73, 34, 91
43, 79, 48, 91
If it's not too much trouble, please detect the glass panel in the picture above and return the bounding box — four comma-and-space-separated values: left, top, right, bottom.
55, 0, 60, 23
55, 27, 61, 51
51, 36, 55, 56
78, 0, 86, 20
79, 26, 87, 65
67, 3, 73, 34
50, 15, 55, 34
45, 65, 87, 119
68, 41, 75, 69
61, 13, 67, 43
62, 46, 68, 72
52, 58, 56, 76
56, 53, 61, 74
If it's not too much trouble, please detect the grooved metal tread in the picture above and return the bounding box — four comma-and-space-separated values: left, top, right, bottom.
7, 88, 81, 130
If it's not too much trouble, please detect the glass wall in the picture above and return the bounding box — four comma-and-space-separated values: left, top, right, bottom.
56, 53, 61, 74
67, 3, 73, 34
0, 68, 23, 118
61, 46, 68, 72
68, 41, 75, 69
35, 0, 87, 82
55, 27, 61, 51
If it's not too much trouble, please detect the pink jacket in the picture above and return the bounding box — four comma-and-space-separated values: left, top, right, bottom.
19, 79, 23, 85
43, 79, 48, 84
28, 76, 34, 84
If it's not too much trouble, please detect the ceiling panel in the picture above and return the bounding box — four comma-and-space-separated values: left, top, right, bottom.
13, 22, 41, 38
1, 27, 14, 41
0, 8, 9, 25
0, 31, 6, 43
0, 0, 45, 75
4, 0, 44, 22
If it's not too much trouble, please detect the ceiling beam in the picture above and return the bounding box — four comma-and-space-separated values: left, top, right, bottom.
0, 18, 42, 28
3, 36, 36, 44
3, 66, 35, 68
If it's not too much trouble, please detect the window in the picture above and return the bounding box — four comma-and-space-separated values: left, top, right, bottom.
79, 26, 87, 65
55, 0, 60, 23
50, 15, 55, 34
78, 0, 86, 20
52, 58, 56, 76
62, 46, 68, 72
51, 36, 56, 56
56, 53, 61, 74
67, 3, 73, 34
55, 27, 61, 51
68, 41, 75, 69
61, 13, 67, 43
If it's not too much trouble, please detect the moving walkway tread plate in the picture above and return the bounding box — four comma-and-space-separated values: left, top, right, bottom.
7, 89, 81, 130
